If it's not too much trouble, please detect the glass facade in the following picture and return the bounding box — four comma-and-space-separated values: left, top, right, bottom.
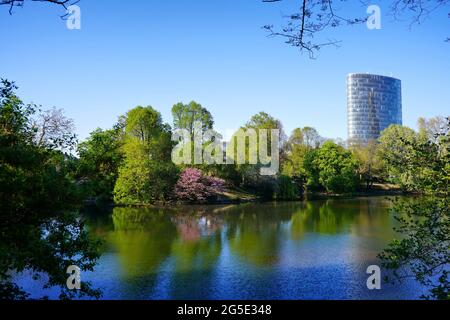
347, 73, 402, 144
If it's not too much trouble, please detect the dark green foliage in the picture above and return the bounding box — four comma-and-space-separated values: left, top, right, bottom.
275, 175, 301, 200
0, 79, 101, 299
77, 127, 124, 202
379, 118, 449, 300
303, 148, 321, 191
379, 197, 449, 300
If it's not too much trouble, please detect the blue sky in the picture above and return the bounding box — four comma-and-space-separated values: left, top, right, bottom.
1, 0, 449, 141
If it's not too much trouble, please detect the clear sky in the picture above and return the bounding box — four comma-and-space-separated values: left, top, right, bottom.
1, 0, 449, 141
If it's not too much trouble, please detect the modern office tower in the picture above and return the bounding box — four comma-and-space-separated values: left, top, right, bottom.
347, 73, 402, 144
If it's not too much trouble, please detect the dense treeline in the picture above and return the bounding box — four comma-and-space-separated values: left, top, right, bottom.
1, 77, 447, 206
73, 95, 447, 205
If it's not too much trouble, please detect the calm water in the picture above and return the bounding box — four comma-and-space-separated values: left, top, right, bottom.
17, 197, 427, 299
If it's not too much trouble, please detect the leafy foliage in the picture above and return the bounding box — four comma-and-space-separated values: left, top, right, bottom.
0, 79, 101, 299
304, 140, 358, 193
282, 127, 323, 191
274, 175, 301, 200
379, 197, 449, 299
379, 117, 449, 300
235, 112, 285, 195
113, 106, 178, 205
350, 140, 384, 190
377, 125, 420, 191
172, 101, 214, 135
378, 122, 449, 193
77, 127, 124, 202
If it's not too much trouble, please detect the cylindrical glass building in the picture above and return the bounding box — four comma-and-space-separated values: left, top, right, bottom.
347, 73, 402, 144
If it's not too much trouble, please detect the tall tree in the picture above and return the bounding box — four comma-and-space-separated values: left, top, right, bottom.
283, 127, 323, 169
301, 126, 323, 149
228, 112, 285, 197
350, 139, 383, 190
377, 124, 421, 191
172, 101, 214, 136
418, 115, 448, 145
281, 127, 323, 190
243, 111, 287, 156
114, 106, 178, 205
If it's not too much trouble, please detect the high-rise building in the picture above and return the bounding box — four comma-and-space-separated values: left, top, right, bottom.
347, 73, 402, 144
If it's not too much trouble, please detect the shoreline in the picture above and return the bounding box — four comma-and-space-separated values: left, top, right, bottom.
83, 186, 412, 210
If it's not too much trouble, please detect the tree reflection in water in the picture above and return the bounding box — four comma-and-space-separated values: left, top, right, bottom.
80, 198, 400, 298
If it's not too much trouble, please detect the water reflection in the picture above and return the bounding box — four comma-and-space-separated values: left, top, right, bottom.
80, 197, 424, 299
171, 214, 222, 272
109, 208, 177, 278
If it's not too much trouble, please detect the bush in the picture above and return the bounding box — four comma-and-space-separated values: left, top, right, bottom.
174, 168, 225, 202
275, 175, 301, 200
114, 159, 178, 205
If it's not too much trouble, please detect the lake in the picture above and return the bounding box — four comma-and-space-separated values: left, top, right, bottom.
16, 196, 427, 299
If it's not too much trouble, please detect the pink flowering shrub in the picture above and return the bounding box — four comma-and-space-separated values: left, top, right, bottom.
174, 168, 225, 202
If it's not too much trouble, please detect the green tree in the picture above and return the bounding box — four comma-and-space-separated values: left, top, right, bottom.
0, 79, 101, 299
301, 126, 323, 149
350, 139, 384, 190
171, 100, 228, 178
77, 127, 124, 202
244, 112, 287, 155
243, 112, 285, 159
235, 112, 286, 197
377, 124, 422, 191
303, 148, 321, 191
282, 127, 322, 190
306, 140, 358, 194
172, 101, 213, 136
379, 117, 449, 299
113, 106, 178, 205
